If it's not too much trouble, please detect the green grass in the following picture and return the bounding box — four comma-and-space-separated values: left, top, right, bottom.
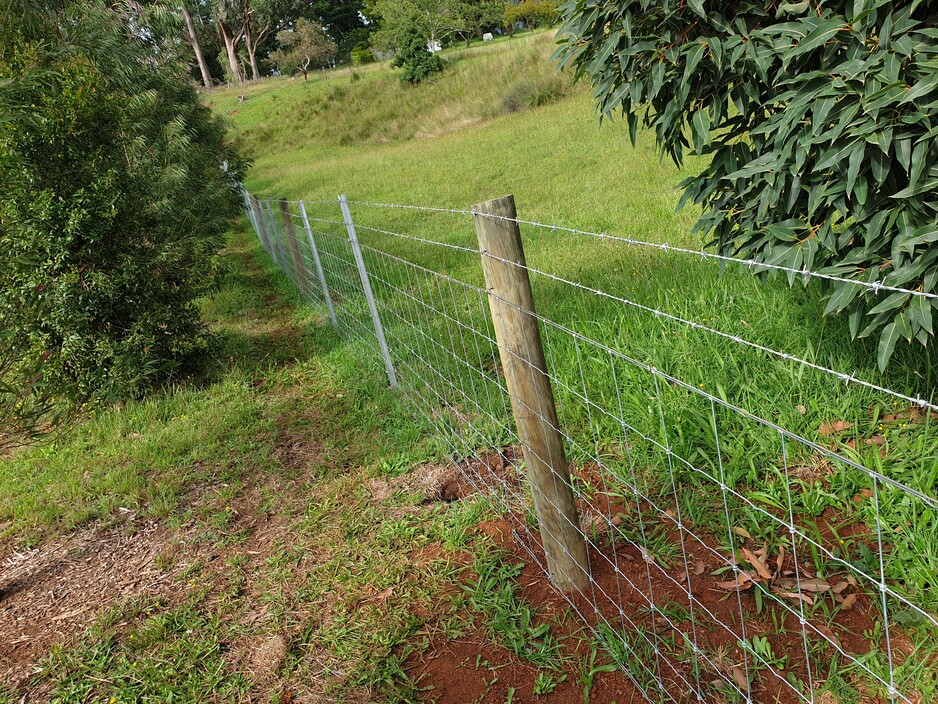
2, 27, 937, 704
207, 28, 938, 703
0, 227, 576, 702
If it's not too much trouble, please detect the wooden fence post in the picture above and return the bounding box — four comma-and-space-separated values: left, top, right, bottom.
279, 200, 311, 297
473, 195, 590, 594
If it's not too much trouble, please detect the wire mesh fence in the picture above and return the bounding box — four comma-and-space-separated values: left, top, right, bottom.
243, 190, 938, 704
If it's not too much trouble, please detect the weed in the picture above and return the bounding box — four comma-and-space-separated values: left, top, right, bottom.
578, 643, 618, 703
466, 549, 564, 670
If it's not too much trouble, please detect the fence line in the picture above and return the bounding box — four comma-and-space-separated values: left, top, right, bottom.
343, 197, 938, 302
243, 190, 938, 704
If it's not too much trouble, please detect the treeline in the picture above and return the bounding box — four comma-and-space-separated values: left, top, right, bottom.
177, 0, 559, 86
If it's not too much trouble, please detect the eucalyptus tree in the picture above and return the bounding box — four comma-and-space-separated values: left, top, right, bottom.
270, 16, 336, 79
559, 0, 938, 368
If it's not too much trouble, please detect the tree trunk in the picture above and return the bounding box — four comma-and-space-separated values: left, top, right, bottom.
218, 21, 243, 84
244, 16, 261, 80
181, 4, 213, 88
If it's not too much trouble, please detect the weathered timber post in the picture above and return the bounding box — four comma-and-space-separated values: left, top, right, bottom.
279, 200, 311, 296
472, 195, 590, 593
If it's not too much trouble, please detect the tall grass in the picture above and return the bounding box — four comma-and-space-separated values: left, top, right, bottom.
208, 31, 577, 158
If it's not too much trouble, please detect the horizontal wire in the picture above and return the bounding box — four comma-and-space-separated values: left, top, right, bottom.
351, 223, 481, 255
476, 247, 938, 414
256, 197, 338, 207
270, 194, 938, 301
472, 210, 938, 301
344, 200, 472, 216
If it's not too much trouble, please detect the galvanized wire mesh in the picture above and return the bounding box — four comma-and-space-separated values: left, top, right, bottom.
244, 191, 938, 704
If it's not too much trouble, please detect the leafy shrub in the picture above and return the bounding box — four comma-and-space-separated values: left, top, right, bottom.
505, 1, 560, 31
0, 1, 246, 445
391, 26, 443, 83
351, 42, 376, 65
558, 0, 938, 368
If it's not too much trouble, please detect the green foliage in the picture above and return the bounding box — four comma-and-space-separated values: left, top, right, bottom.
505, 0, 559, 31
558, 0, 938, 369
368, 0, 463, 54
271, 17, 337, 79
351, 41, 376, 64
0, 1, 246, 446
456, 0, 504, 45
391, 26, 444, 82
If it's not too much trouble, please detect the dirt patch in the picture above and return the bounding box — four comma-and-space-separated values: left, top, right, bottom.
409, 453, 888, 704
368, 447, 522, 504
0, 433, 329, 699
408, 633, 634, 704
0, 515, 175, 689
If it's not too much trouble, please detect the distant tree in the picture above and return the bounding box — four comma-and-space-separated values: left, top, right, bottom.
391, 24, 443, 82
271, 17, 337, 80
309, 0, 372, 62
180, 1, 214, 87
455, 0, 502, 47
504, 0, 557, 33
213, 0, 246, 82
369, 0, 462, 54
243, 0, 308, 80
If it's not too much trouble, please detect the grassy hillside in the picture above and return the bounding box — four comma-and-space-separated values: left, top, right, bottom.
206, 32, 700, 244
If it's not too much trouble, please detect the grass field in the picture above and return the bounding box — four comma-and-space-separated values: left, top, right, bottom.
1, 28, 936, 704
215, 30, 938, 702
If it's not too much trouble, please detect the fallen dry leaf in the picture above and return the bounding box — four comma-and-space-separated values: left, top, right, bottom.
732, 665, 750, 692
716, 572, 755, 591
731, 527, 752, 540
694, 560, 705, 576
797, 578, 833, 593
741, 548, 773, 580
819, 420, 854, 436
771, 588, 814, 606
796, 404, 807, 415
839, 593, 858, 610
